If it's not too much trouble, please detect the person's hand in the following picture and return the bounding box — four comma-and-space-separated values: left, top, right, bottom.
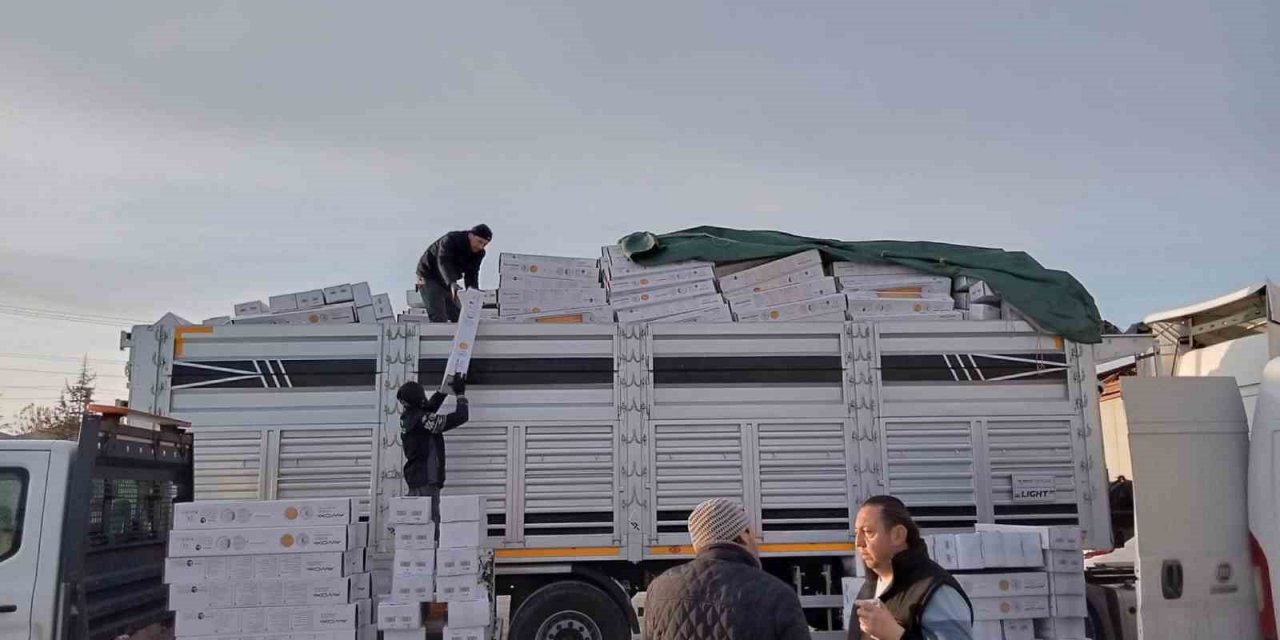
449, 374, 467, 396
856, 600, 904, 640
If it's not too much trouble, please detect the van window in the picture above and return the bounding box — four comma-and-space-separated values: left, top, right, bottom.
0, 468, 28, 562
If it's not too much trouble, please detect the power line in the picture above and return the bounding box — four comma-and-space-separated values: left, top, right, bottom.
0, 366, 127, 378
0, 352, 127, 365
1, 384, 128, 391
0, 304, 152, 327
0, 303, 151, 324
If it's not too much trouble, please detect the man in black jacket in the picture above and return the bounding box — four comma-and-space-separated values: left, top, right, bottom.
850, 495, 973, 640
396, 375, 469, 521
415, 224, 492, 323
644, 498, 810, 640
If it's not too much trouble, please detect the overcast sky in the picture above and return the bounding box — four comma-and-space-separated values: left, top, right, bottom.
1, 1, 1276, 421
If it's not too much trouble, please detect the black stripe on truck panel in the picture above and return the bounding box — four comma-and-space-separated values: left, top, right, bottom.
880, 353, 1067, 383
654, 356, 843, 385
172, 359, 376, 389
417, 358, 613, 385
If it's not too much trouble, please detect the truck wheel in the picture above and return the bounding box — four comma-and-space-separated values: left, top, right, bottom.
510, 581, 631, 640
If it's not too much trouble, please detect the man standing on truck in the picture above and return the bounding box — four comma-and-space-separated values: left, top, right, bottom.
396, 376, 469, 521
850, 495, 973, 640
416, 224, 492, 323
644, 498, 811, 639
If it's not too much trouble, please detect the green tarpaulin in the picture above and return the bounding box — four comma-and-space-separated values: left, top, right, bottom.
618, 226, 1103, 343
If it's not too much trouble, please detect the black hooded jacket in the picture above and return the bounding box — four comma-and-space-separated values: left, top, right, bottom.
417, 230, 485, 290
398, 387, 469, 488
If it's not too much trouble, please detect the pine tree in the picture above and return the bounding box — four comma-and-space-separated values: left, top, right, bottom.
14, 357, 96, 440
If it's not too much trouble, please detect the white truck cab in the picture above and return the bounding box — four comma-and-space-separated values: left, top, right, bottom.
0, 440, 75, 640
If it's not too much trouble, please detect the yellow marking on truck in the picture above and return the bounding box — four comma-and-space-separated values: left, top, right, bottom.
173, 325, 214, 356
496, 546, 622, 558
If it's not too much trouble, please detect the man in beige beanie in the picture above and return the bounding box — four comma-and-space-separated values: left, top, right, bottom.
643, 498, 810, 639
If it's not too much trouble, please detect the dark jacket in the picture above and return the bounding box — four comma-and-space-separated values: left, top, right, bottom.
848, 544, 972, 640
417, 230, 485, 290
400, 391, 469, 488
644, 542, 811, 640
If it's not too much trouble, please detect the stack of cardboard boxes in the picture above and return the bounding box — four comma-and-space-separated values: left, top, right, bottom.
377, 496, 494, 640
835, 261, 961, 322
724, 250, 847, 322
602, 246, 729, 323
487, 253, 612, 324
209, 283, 396, 327
165, 498, 375, 640
841, 524, 1087, 640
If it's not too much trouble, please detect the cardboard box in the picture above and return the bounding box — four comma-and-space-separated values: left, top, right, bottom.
436, 548, 481, 577
831, 261, 924, 278
324, 284, 355, 305
390, 575, 435, 603
235, 300, 270, 317
500, 262, 599, 282
1034, 617, 1088, 640
439, 520, 487, 549
500, 273, 599, 290
297, 290, 327, 310
615, 293, 725, 323
967, 303, 1002, 321
838, 275, 953, 298
500, 252, 598, 271
976, 524, 1082, 551
845, 296, 955, 316
175, 603, 360, 636
385, 629, 429, 640
168, 523, 367, 557
174, 499, 353, 530
1043, 549, 1085, 573
736, 293, 846, 323
357, 306, 377, 324
980, 531, 1007, 568
233, 304, 356, 326
440, 495, 486, 523
372, 294, 395, 320
406, 289, 425, 309
853, 312, 965, 323
931, 534, 959, 570
732, 277, 840, 314
1002, 618, 1035, 640
488, 306, 614, 325
721, 266, 828, 304
392, 550, 436, 577
499, 289, 608, 316
654, 303, 733, 323
169, 581, 235, 610
718, 250, 824, 293
1051, 594, 1088, 617
269, 294, 300, 314
609, 280, 719, 311
972, 620, 1003, 640
377, 602, 424, 630
968, 280, 1000, 304
956, 533, 985, 570
840, 577, 866, 631
444, 290, 483, 377
969, 595, 1050, 621
372, 569, 393, 597
446, 596, 493, 627
606, 265, 715, 295
232, 576, 357, 608
435, 575, 486, 603
201, 316, 232, 326
603, 248, 710, 281
442, 626, 490, 640
387, 498, 434, 525
353, 282, 373, 308
953, 572, 1049, 598
1049, 570, 1087, 595
392, 524, 436, 551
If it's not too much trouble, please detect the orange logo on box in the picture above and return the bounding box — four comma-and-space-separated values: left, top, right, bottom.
529, 265, 539, 273
285, 507, 299, 520
640, 278, 649, 285
308, 314, 320, 323
641, 294, 650, 301
280, 534, 295, 547
459, 341, 469, 350
999, 579, 1010, 591
912, 304, 923, 312
1000, 602, 1011, 613
770, 310, 780, 320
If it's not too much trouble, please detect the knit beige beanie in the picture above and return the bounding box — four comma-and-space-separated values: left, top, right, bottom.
687, 498, 750, 551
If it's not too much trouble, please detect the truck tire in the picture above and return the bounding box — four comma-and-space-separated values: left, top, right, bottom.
510, 580, 631, 640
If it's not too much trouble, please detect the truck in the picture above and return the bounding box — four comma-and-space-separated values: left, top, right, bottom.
118, 317, 1118, 638
0, 404, 193, 640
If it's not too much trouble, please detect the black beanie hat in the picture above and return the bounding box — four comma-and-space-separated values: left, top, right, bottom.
470, 224, 493, 241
